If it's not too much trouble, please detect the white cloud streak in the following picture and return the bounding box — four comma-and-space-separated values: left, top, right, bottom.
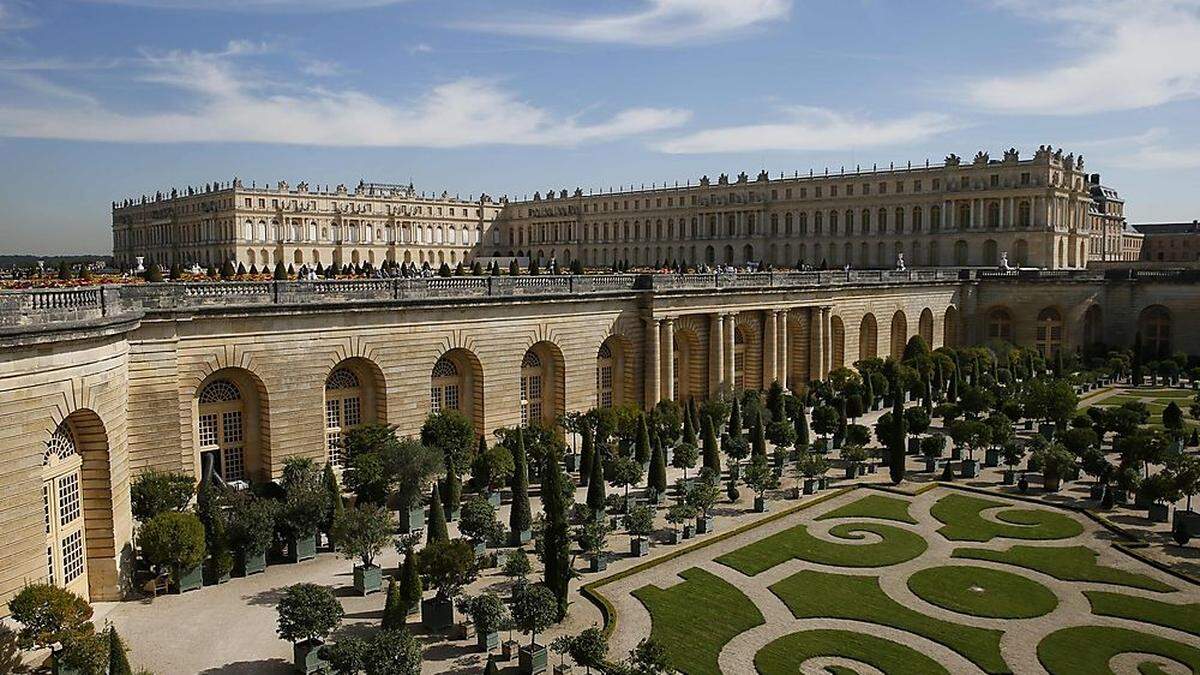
969, 0, 1200, 114
654, 106, 958, 154
0, 47, 690, 147
79, 0, 410, 11
470, 0, 790, 46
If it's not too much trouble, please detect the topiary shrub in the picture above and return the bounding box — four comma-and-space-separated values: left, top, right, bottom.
131, 469, 195, 523
276, 583, 343, 646
6, 583, 93, 650
138, 511, 206, 582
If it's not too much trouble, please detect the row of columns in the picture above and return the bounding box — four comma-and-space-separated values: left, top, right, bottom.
643, 305, 833, 406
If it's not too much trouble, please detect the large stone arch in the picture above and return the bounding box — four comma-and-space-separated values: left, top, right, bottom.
674, 316, 707, 403
431, 347, 485, 437
918, 308, 934, 347
1082, 304, 1103, 349
193, 367, 270, 481
831, 315, 846, 369
733, 314, 762, 391
890, 310, 908, 359
943, 306, 960, 347
520, 341, 566, 428
597, 334, 634, 409
322, 357, 386, 469
858, 313, 878, 361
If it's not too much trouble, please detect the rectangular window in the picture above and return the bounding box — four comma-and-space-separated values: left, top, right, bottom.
326, 399, 340, 428
58, 473, 80, 527
445, 384, 459, 412
223, 447, 245, 482
343, 397, 361, 427
47, 545, 55, 586
43, 483, 51, 534
199, 413, 218, 447
62, 530, 84, 584
430, 387, 442, 413
222, 411, 243, 444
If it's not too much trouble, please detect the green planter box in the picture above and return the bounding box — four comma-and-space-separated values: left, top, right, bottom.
422, 595, 455, 630
486, 492, 502, 508
907, 437, 921, 456
803, 478, 817, 495
960, 459, 979, 479
1003, 469, 1016, 485
1174, 509, 1200, 536
293, 639, 326, 675
984, 447, 1000, 468
589, 555, 607, 572
1149, 503, 1170, 523
285, 534, 317, 563
520, 643, 548, 675
509, 529, 531, 546
234, 548, 267, 577
753, 496, 768, 513
682, 523, 695, 539
924, 458, 939, 473
630, 538, 649, 557
564, 453, 579, 472
695, 515, 715, 534
354, 564, 382, 595
478, 630, 500, 652
402, 506, 425, 534
844, 465, 857, 479
203, 559, 232, 586
176, 563, 203, 593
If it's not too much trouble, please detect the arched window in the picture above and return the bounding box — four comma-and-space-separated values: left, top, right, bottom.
324, 368, 362, 469
198, 380, 246, 482
859, 314, 878, 359
831, 316, 845, 368
733, 328, 747, 390
890, 311, 907, 359
1139, 305, 1172, 357
597, 342, 615, 408
430, 357, 461, 414
919, 308, 934, 346
1036, 308, 1063, 358
520, 350, 543, 425
987, 308, 1013, 342
43, 421, 86, 593
1083, 305, 1103, 347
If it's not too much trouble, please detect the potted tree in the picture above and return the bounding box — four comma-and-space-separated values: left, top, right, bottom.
567, 626, 608, 675
686, 468, 721, 534
417, 538, 478, 630
840, 445, 869, 479
665, 502, 695, 543
332, 503, 393, 595
1140, 472, 1178, 523
462, 592, 509, 653
1001, 439, 1026, 485
921, 434, 947, 474
810, 404, 839, 453
794, 451, 828, 495
459, 495, 504, 560
1171, 455, 1200, 536
949, 419, 990, 478
138, 510, 206, 593
983, 413, 1013, 468
512, 583, 557, 675
276, 583, 343, 674
576, 517, 611, 572
744, 455, 779, 512
671, 441, 700, 487
1032, 444, 1075, 492
7, 583, 93, 656
905, 407, 931, 456
472, 441, 514, 509
227, 494, 274, 577
279, 459, 330, 563
624, 505, 654, 557
1080, 447, 1114, 501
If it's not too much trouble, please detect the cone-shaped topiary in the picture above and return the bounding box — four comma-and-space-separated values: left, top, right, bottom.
702, 413, 721, 474
586, 444, 606, 514
274, 260, 286, 280
381, 577, 405, 629
107, 626, 132, 675
426, 483, 449, 544
398, 541, 422, 616
509, 427, 531, 536
579, 421, 594, 487
635, 414, 651, 465
649, 435, 668, 495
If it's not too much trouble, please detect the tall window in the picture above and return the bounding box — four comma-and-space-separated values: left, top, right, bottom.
520, 350, 543, 425
1035, 308, 1063, 358
198, 380, 246, 482
733, 328, 746, 390
988, 308, 1013, 342
430, 358, 461, 415
324, 368, 362, 470
597, 342, 614, 408
1139, 306, 1172, 357
44, 422, 87, 595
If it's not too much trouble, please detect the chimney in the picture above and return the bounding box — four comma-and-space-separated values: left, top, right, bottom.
1090, 173, 1100, 185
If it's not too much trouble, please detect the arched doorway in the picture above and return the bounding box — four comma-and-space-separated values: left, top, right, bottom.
520, 342, 565, 428
733, 328, 747, 389
431, 349, 484, 435
890, 311, 907, 359
943, 306, 960, 347
831, 316, 846, 369
43, 420, 88, 598
858, 314, 878, 360
987, 307, 1013, 343
674, 328, 704, 402
918, 308, 934, 346
324, 358, 383, 470
1036, 307, 1064, 358
596, 336, 630, 408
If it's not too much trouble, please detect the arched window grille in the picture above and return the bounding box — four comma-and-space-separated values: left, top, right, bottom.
430, 358, 461, 414
198, 380, 246, 482
520, 350, 543, 425
597, 342, 614, 408
324, 368, 362, 469
43, 422, 86, 592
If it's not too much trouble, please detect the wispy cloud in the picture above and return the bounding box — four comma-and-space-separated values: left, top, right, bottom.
969, 0, 1200, 114
654, 106, 957, 154
0, 0, 37, 32
1077, 128, 1200, 169
468, 0, 790, 46
300, 59, 341, 77
0, 46, 689, 147
79, 0, 410, 11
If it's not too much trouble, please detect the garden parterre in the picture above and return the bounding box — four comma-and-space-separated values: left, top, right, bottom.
591, 486, 1200, 675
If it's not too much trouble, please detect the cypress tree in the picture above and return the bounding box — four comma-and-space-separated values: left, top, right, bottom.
649, 434, 668, 495
509, 428, 532, 537
579, 421, 594, 487
237, 262, 248, 276
381, 577, 404, 629
794, 405, 810, 450
728, 398, 743, 438
273, 260, 286, 280
586, 443, 606, 514
207, 263, 218, 278
58, 261, 72, 280
682, 403, 697, 447
701, 413, 721, 474
864, 373, 876, 409
323, 461, 343, 536
287, 263, 295, 277
889, 378, 907, 485
443, 461, 461, 520
750, 407, 767, 462
541, 453, 571, 619
107, 626, 132, 675
221, 260, 235, 279
426, 483, 449, 543
398, 541, 422, 615
635, 414, 651, 465
688, 398, 701, 435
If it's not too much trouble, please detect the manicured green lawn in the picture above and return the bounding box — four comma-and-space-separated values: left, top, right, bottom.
816, 494, 918, 524
931, 493, 1083, 542
907, 565, 1058, 619
715, 521, 927, 576
769, 569, 1009, 674
632, 567, 764, 675
952, 545, 1176, 593
1095, 387, 1200, 429
755, 629, 949, 675
1038, 625, 1200, 675
1085, 590, 1200, 637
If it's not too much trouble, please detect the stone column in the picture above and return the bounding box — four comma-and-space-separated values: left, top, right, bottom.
809, 306, 824, 382
764, 310, 778, 388
662, 317, 675, 402
777, 310, 789, 390
644, 317, 660, 408
724, 313, 737, 387
709, 313, 724, 393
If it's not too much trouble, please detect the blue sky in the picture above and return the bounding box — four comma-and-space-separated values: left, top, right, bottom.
1, 0, 1198, 254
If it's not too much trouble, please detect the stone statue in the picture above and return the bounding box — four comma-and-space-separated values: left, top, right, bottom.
1000, 251, 1011, 271
895, 252, 906, 271
945, 153, 961, 167
135, 256, 145, 273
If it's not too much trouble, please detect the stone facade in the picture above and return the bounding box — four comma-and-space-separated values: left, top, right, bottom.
1134, 221, 1200, 263
486, 147, 1101, 270
3, 270, 1199, 612
112, 179, 503, 272
1087, 174, 1142, 262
